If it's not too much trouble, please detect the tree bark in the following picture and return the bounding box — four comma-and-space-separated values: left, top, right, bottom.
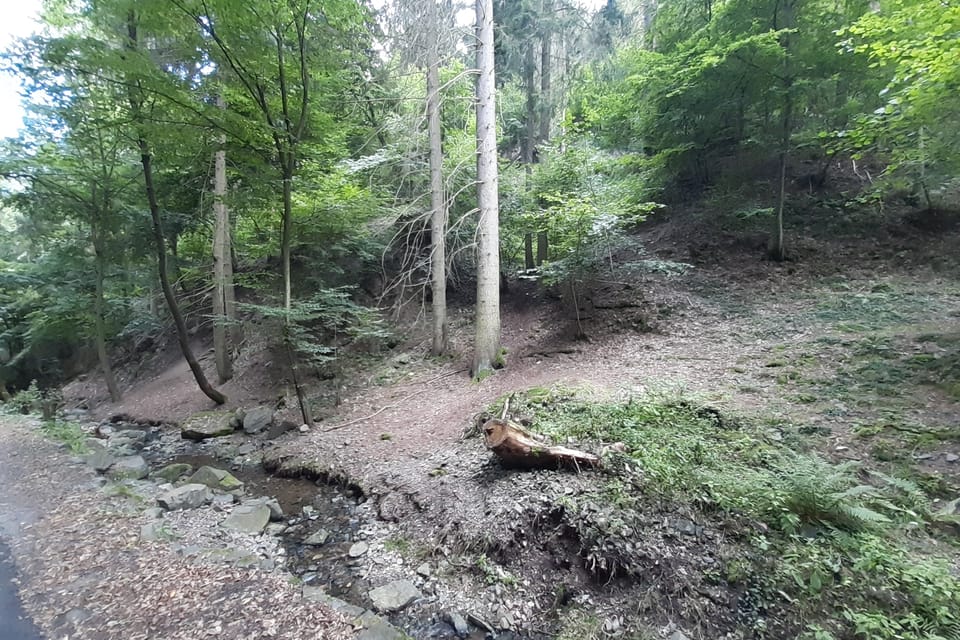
91, 221, 121, 403
771, 0, 794, 262
213, 95, 233, 383
538, 11, 552, 146
483, 418, 600, 469
126, 11, 226, 406
536, 231, 548, 265
427, 0, 448, 357
473, 0, 502, 377
524, 233, 535, 270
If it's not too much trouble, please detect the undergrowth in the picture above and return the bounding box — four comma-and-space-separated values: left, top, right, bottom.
496, 388, 960, 640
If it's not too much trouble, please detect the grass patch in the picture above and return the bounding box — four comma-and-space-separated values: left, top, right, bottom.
39, 419, 88, 454
500, 388, 960, 640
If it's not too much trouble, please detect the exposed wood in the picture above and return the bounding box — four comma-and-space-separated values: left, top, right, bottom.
482, 418, 600, 470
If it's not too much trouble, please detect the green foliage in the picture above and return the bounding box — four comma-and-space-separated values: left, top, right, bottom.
39, 418, 88, 454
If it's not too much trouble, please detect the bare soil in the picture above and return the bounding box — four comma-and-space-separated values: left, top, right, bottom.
42, 213, 960, 637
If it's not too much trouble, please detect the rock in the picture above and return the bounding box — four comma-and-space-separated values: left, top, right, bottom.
299, 424, 309, 433
200, 548, 260, 568
349, 541, 369, 557
304, 529, 331, 546
243, 406, 275, 435
180, 411, 236, 441
143, 507, 164, 519
53, 607, 92, 628
140, 522, 163, 542
356, 611, 407, 640
302, 586, 365, 617
416, 562, 432, 578
84, 438, 107, 452
668, 631, 691, 640
83, 449, 116, 473
466, 613, 494, 634
222, 504, 271, 534
211, 493, 236, 508
151, 463, 193, 483
444, 611, 470, 638
266, 523, 287, 536
266, 420, 298, 440
157, 484, 213, 511
108, 455, 149, 480
245, 496, 284, 521
189, 466, 244, 491
368, 580, 421, 613
946, 453, 959, 463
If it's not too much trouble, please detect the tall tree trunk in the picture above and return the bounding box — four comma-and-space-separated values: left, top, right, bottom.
126, 11, 226, 406
427, 0, 448, 357
536, 231, 548, 265
524, 234, 535, 270
212, 95, 233, 383
771, 0, 794, 262
539, 11, 552, 145
522, 44, 537, 165
473, 0, 502, 377
91, 223, 121, 403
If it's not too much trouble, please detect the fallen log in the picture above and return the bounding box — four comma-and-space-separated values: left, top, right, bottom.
482, 418, 601, 470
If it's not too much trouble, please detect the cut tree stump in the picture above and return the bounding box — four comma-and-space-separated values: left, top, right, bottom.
482, 418, 601, 470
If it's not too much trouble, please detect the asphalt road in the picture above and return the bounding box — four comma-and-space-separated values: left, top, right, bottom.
0, 540, 41, 640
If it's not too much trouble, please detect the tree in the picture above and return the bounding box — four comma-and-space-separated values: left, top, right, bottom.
473, 0, 502, 377
123, 9, 227, 405
425, 0, 449, 356
212, 93, 236, 383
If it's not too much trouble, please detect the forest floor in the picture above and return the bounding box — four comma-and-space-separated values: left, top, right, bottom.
8, 206, 960, 639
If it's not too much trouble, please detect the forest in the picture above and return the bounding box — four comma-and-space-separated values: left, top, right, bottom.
0, 0, 958, 639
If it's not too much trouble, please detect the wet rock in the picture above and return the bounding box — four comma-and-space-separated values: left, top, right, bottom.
151, 463, 193, 483
243, 406, 275, 435
368, 579, 421, 612
444, 611, 470, 638
302, 586, 365, 617
357, 611, 407, 640
304, 529, 331, 546
84, 449, 116, 473
349, 541, 369, 557
108, 455, 149, 480
180, 411, 236, 441
222, 504, 271, 534
158, 484, 212, 510
189, 466, 244, 491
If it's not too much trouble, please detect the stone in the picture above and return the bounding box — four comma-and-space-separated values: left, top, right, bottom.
143, 507, 164, 519
299, 424, 309, 433
157, 484, 212, 510
946, 453, 959, 463
200, 548, 260, 568
189, 466, 244, 491
349, 541, 369, 557
211, 493, 236, 508
179, 411, 236, 441
84, 438, 107, 452
83, 449, 116, 473
151, 463, 193, 483
140, 522, 163, 542
357, 611, 407, 640
302, 586, 365, 617
243, 406, 275, 435
367, 580, 421, 613
415, 562, 432, 578
108, 455, 149, 480
266, 420, 298, 440
444, 611, 470, 638
265, 523, 287, 536
668, 631, 691, 640
245, 497, 284, 521
304, 529, 331, 546
222, 504, 271, 534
